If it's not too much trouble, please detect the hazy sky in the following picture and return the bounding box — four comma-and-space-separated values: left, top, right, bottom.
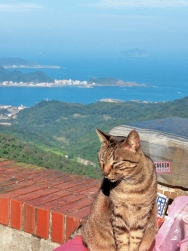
0, 0, 188, 59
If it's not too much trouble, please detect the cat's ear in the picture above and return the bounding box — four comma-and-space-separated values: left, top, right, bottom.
122, 130, 140, 152
96, 129, 111, 145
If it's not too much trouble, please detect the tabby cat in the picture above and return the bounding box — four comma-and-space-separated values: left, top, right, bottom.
80, 129, 158, 251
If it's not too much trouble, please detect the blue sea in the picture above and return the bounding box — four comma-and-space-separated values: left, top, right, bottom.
0, 55, 188, 106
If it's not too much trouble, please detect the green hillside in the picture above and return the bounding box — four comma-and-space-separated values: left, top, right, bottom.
0, 132, 102, 179
0, 96, 188, 178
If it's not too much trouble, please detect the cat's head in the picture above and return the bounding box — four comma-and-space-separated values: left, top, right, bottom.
96, 129, 143, 182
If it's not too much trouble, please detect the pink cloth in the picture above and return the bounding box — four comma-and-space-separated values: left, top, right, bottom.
53, 234, 154, 251
53, 236, 88, 251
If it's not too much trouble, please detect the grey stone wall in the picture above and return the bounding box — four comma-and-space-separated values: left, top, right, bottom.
110, 125, 188, 189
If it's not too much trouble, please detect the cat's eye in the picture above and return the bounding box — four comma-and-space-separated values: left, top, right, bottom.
116, 160, 137, 170
119, 166, 127, 170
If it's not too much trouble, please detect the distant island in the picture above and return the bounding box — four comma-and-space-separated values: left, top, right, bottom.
0, 71, 153, 88
88, 77, 150, 87
0, 57, 61, 69
0, 57, 154, 88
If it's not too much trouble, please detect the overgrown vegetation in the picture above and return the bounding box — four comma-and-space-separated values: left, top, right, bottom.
0, 132, 102, 179
0, 96, 188, 179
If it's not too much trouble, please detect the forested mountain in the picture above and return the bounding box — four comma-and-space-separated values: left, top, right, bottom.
0, 65, 53, 82
1, 96, 188, 178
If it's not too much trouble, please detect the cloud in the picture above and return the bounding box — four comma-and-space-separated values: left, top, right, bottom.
93, 0, 188, 9
0, 3, 44, 12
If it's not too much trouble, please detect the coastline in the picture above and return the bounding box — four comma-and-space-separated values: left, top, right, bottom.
0, 80, 155, 88
0, 84, 186, 107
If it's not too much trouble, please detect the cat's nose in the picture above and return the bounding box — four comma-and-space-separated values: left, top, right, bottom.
103, 171, 110, 177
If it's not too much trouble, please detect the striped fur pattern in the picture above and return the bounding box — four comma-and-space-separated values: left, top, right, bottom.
81, 129, 158, 251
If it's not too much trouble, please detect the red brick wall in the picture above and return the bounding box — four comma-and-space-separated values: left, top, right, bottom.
0, 159, 101, 244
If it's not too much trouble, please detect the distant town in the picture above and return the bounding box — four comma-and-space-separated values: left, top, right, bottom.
0, 79, 95, 88
0, 104, 26, 125
0, 79, 150, 88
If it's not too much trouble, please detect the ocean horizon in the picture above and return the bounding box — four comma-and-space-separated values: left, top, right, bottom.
0, 55, 188, 107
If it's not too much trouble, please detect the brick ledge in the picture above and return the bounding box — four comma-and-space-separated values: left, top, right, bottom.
0, 159, 101, 244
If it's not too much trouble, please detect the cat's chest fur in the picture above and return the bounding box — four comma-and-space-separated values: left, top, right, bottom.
109, 182, 145, 225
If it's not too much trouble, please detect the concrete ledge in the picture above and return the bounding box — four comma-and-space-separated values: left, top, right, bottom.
0, 159, 101, 246
0, 224, 59, 251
